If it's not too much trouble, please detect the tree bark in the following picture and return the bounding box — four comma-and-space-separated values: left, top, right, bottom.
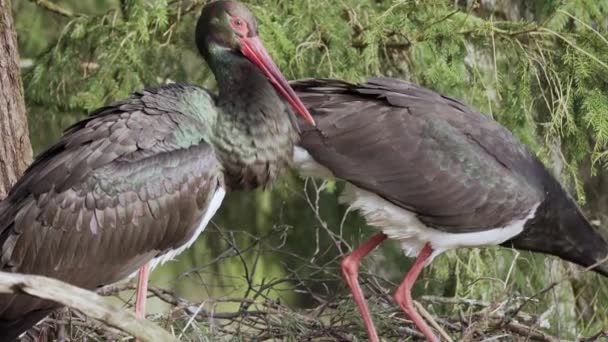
0, 0, 32, 199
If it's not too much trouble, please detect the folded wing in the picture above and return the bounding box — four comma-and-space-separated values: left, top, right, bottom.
0, 84, 225, 320
294, 78, 544, 232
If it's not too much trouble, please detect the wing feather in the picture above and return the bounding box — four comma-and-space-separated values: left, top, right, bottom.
0, 84, 225, 321
294, 78, 545, 232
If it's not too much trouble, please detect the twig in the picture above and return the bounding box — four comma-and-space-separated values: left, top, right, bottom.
508, 255, 608, 320
420, 295, 490, 307
500, 321, 559, 342
579, 330, 608, 342
414, 301, 454, 342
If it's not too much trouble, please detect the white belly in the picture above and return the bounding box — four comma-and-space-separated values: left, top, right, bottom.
293, 146, 538, 261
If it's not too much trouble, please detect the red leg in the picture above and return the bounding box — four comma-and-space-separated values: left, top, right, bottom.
393, 243, 437, 342
341, 233, 388, 342
135, 262, 150, 320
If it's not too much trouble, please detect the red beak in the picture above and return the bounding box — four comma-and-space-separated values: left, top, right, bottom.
240, 36, 315, 126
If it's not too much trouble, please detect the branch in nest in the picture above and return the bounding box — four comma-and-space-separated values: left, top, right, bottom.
496, 320, 560, 342
0, 271, 175, 342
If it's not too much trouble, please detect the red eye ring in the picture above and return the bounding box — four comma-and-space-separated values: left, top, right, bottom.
230, 16, 248, 35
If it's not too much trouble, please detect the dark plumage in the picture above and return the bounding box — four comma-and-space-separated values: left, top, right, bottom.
292, 77, 608, 341
296, 78, 543, 231
0, 85, 224, 340
0, 1, 313, 340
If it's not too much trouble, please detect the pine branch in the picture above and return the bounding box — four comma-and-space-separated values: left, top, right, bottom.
120, 0, 144, 20
165, 1, 208, 29
29, 0, 82, 18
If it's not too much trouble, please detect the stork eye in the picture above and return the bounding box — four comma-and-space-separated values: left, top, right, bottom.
230, 16, 248, 35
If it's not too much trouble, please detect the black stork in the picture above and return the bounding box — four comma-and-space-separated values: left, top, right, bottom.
0, 1, 314, 340
291, 77, 608, 342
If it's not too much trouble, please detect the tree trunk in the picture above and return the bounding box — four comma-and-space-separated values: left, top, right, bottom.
0, 0, 32, 199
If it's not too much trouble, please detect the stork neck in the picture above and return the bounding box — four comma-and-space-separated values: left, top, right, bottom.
208, 53, 285, 122
208, 53, 298, 190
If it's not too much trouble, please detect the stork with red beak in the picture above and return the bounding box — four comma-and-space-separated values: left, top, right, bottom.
293, 77, 608, 341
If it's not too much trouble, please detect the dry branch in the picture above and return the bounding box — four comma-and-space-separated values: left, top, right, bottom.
29, 0, 81, 18
0, 271, 176, 342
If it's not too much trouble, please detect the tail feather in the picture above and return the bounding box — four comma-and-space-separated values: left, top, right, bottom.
505, 186, 608, 278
